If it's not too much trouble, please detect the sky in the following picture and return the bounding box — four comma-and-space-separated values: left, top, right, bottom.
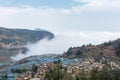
1, 0, 119, 59
0, 0, 81, 8
0, 0, 120, 33
1, 0, 120, 46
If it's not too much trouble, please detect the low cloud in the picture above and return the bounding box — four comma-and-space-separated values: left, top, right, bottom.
12, 31, 120, 60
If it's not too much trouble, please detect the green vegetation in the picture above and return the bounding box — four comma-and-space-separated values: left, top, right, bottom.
45, 60, 75, 80
89, 68, 120, 80
44, 61, 120, 80
11, 68, 28, 74
76, 50, 82, 56
115, 39, 120, 58
32, 64, 38, 73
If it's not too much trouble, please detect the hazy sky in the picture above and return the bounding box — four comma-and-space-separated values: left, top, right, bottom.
0, 0, 120, 33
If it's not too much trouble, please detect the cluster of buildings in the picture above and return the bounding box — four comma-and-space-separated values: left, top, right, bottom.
15, 63, 49, 80
65, 58, 120, 77
1, 58, 119, 80
65, 59, 104, 76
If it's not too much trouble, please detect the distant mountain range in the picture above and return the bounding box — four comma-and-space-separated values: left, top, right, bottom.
62, 38, 120, 61
0, 27, 54, 67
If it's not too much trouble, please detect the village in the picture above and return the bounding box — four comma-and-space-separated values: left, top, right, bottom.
3, 58, 119, 80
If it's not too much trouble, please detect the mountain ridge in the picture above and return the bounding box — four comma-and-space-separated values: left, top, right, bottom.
62, 38, 120, 60
0, 27, 54, 68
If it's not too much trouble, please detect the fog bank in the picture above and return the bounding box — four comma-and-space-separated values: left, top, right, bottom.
12, 31, 120, 60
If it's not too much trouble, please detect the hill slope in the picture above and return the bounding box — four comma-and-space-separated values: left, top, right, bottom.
0, 27, 54, 67
63, 38, 120, 60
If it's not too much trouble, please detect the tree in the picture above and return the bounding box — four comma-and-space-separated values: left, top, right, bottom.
76, 50, 82, 56
44, 61, 75, 80
11, 69, 15, 74
32, 64, 38, 73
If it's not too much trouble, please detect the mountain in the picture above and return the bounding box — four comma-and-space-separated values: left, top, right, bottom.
0, 27, 54, 68
0, 27, 54, 56
62, 38, 120, 60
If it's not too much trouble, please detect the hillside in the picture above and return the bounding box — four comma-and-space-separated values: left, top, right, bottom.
62, 38, 120, 60
1, 37, 120, 78
0, 27, 54, 67
0, 27, 54, 56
